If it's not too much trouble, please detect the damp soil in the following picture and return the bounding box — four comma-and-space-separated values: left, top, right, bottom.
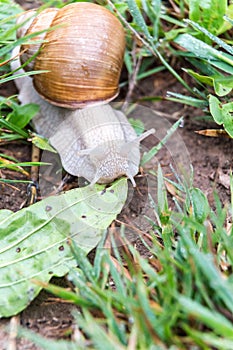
0, 2, 233, 349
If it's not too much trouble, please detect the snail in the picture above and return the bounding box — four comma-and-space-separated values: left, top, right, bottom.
12, 2, 154, 187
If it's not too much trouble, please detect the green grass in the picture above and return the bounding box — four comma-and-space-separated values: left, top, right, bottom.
17, 168, 233, 349
106, 0, 233, 137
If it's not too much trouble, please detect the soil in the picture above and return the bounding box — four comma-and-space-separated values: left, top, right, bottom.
0, 1, 233, 349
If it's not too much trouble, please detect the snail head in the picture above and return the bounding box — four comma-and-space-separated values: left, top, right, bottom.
78, 129, 155, 187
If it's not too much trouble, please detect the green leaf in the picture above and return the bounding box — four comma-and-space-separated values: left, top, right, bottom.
0, 2, 22, 41
31, 133, 57, 153
213, 80, 232, 97
214, 75, 233, 88
184, 69, 232, 96
0, 178, 127, 317
208, 95, 233, 137
187, 0, 227, 38
7, 103, 39, 129
184, 69, 214, 86
208, 95, 224, 124
190, 188, 209, 223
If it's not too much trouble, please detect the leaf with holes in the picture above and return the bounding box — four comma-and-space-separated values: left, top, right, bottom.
0, 178, 127, 317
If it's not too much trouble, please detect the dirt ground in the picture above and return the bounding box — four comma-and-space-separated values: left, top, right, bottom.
0, 1, 233, 349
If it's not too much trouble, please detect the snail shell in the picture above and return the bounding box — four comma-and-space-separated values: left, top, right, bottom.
13, 3, 154, 186
19, 3, 125, 108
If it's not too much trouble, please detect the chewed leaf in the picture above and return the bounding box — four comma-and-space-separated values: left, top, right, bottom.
0, 178, 128, 317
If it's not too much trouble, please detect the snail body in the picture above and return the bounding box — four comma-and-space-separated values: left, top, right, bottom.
49, 105, 154, 186
14, 2, 154, 186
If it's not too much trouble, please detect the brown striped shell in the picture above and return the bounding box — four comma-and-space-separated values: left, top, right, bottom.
18, 3, 125, 109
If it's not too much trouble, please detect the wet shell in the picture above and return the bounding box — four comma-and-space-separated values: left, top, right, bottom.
18, 3, 125, 109
19, 8, 58, 71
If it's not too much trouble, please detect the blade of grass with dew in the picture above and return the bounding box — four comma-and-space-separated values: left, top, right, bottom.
183, 326, 233, 349
0, 133, 24, 142
0, 118, 28, 138
0, 161, 50, 169
33, 279, 96, 308
165, 92, 208, 108
178, 222, 233, 313
126, 0, 153, 42
0, 71, 49, 85
178, 295, 233, 338
174, 34, 233, 73
0, 178, 33, 184
75, 309, 126, 350
67, 252, 119, 310
141, 0, 161, 41
141, 118, 182, 165
187, 56, 223, 76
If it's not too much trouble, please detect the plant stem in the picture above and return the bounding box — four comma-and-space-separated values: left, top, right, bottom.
107, 0, 194, 94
